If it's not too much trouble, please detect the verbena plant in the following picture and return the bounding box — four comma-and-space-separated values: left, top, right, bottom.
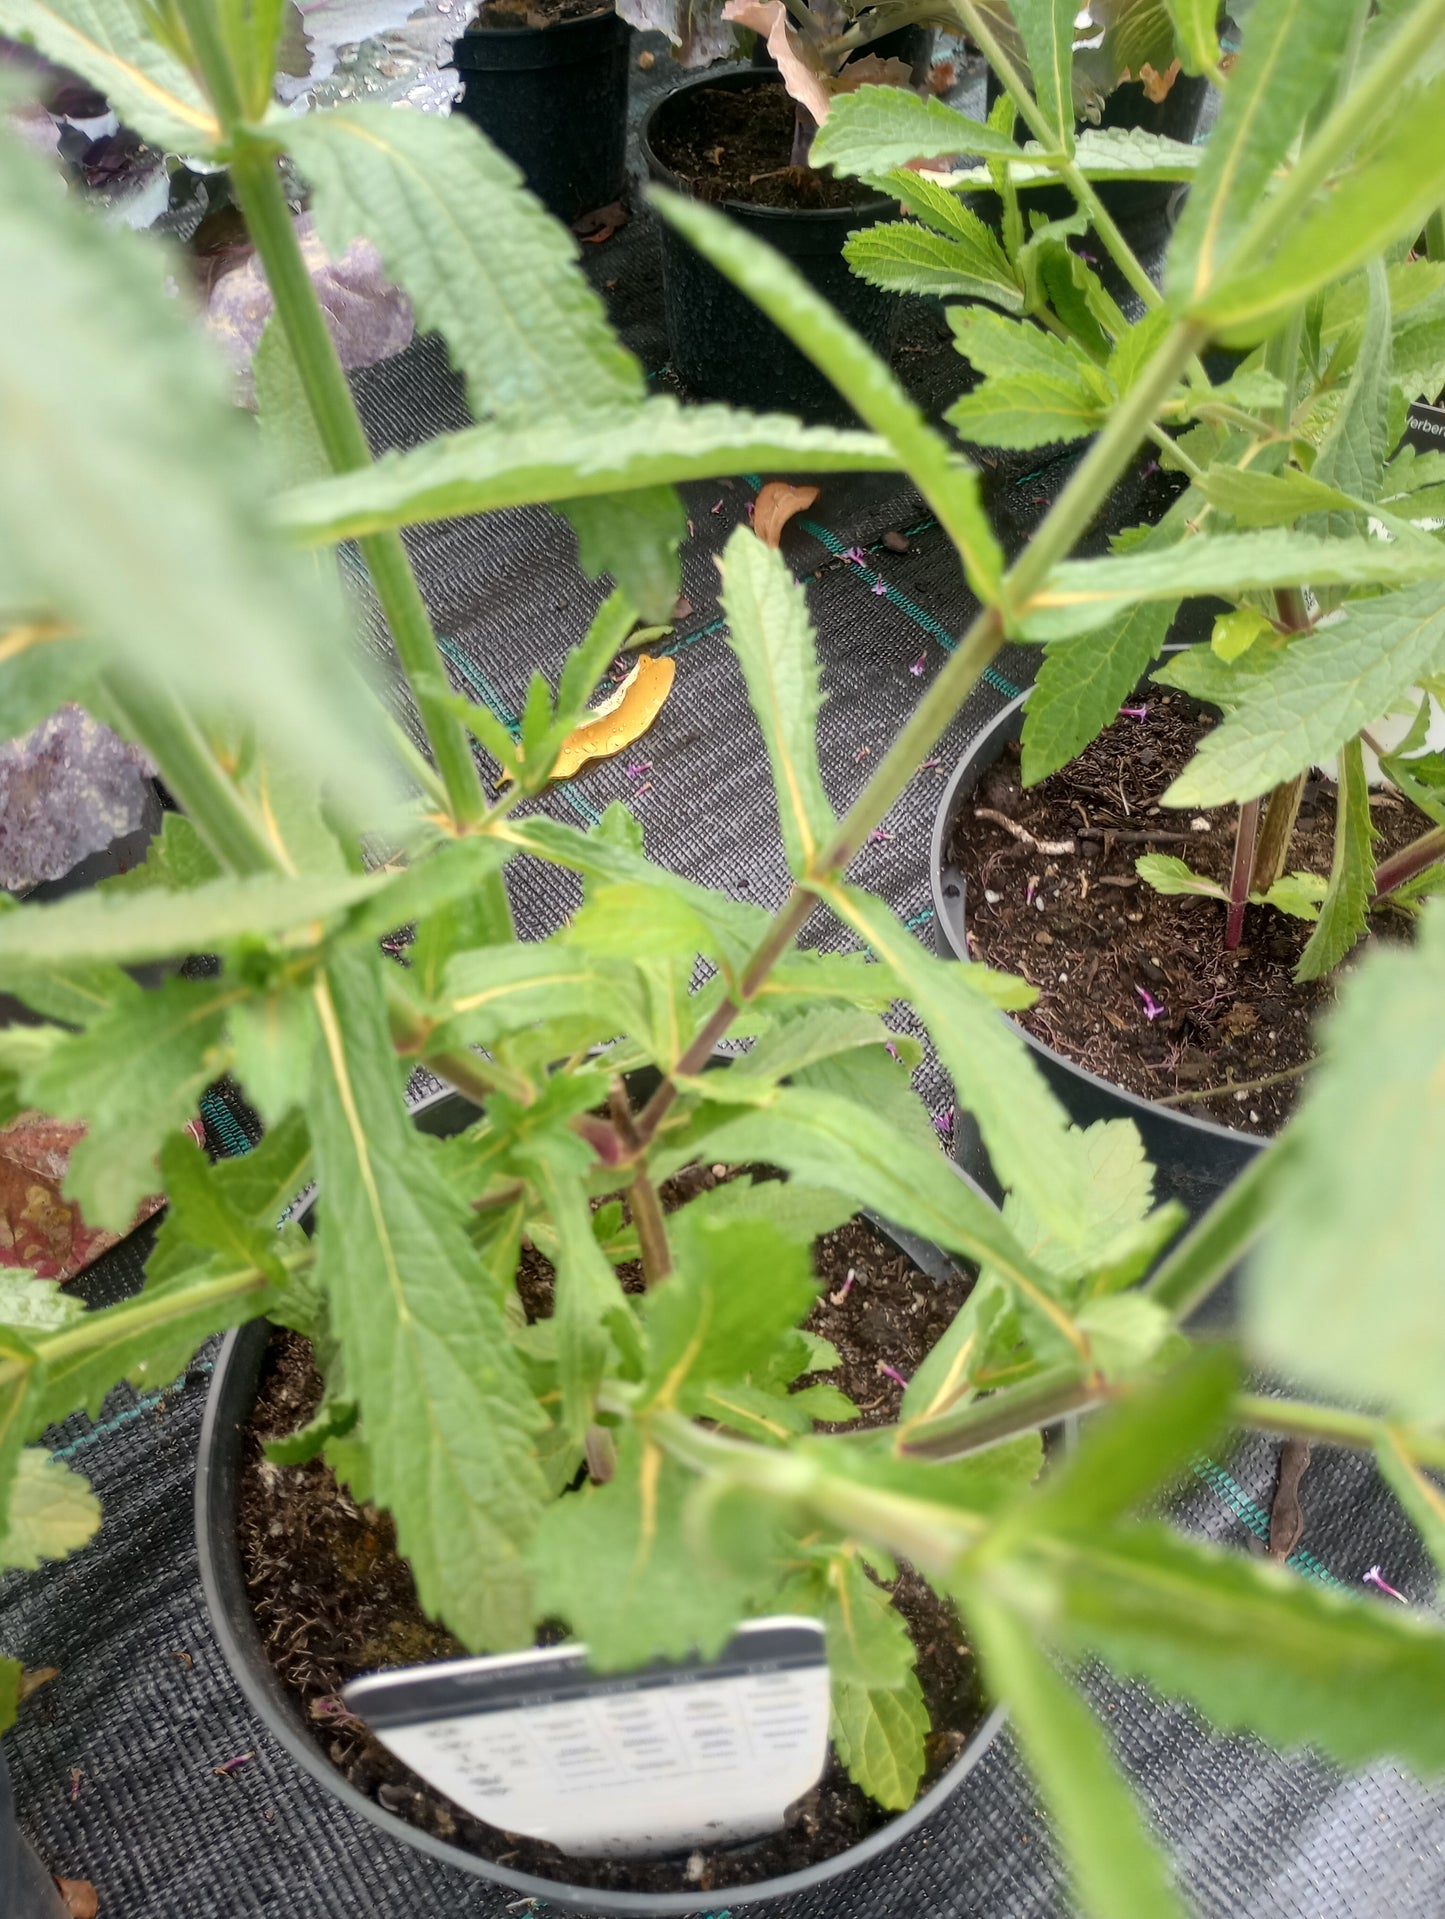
823, 0, 1445, 979
2, 1, 1445, 1912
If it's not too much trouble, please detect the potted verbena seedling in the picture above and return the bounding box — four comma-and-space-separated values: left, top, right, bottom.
6, 0, 1445, 1913
811, 1, 1445, 1217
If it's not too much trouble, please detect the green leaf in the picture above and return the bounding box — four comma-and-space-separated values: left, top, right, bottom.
830, 1651, 929, 1811
949, 306, 1105, 388
716, 528, 834, 879
659, 1083, 1052, 1304
818, 883, 1092, 1249
1211, 607, 1275, 658
149, 1109, 312, 1284
281, 103, 671, 611
98, 812, 222, 896
1041, 1520, 1445, 1776
280, 401, 900, 546
309, 951, 547, 1648
529, 1426, 776, 1668
1200, 74, 1445, 332
1194, 467, 1363, 530
1022, 533, 1445, 642
23, 977, 232, 1231
264, 1394, 358, 1467
527, 1148, 637, 1442
865, 169, 1019, 291
437, 943, 642, 1055
1167, 0, 1359, 308
1244, 905, 1445, 1421
932, 127, 1204, 188
0, 869, 378, 969
228, 986, 318, 1128
1022, 596, 1177, 786
564, 484, 684, 623
0, 1273, 85, 1335
1295, 737, 1374, 980
28, 1260, 275, 1426
1136, 854, 1228, 900
643, 1214, 817, 1410
0, 629, 106, 743
727, 1006, 903, 1089
0, 1446, 99, 1572
1149, 637, 1281, 711
1305, 260, 1394, 601
1006, 0, 1076, 151
0, 126, 382, 809
809, 86, 1021, 174
947, 376, 1105, 449
254, 318, 329, 490
1258, 871, 1325, 920
1165, 582, 1445, 805
962, 1593, 1185, 1919
1162, 0, 1220, 74
0, 1656, 18, 1734
1374, 1430, 1445, 1584
649, 187, 1005, 606
0, 0, 219, 152
843, 222, 1024, 305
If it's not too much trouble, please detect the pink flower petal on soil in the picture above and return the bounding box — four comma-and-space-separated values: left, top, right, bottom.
1136, 986, 1165, 1021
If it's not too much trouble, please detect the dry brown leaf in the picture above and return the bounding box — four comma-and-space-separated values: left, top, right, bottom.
54, 1879, 98, 1919
925, 59, 956, 94
571, 201, 627, 245
18, 1666, 59, 1702
753, 481, 820, 548
550, 655, 676, 782
831, 54, 912, 96
1140, 58, 1181, 102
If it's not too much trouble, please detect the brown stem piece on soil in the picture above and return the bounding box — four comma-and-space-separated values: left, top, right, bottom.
1373, 822, 1445, 900
1154, 1058, 1313, 1107
609, 1078, 673, 1284
1250, 774, 1306, 893
973, 807, 1076, 855
1225, 797, 1261, 948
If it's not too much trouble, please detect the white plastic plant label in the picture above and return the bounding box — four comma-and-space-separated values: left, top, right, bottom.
341, 1617, 831, 1857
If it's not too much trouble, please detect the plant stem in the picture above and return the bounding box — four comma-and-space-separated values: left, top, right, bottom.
1250, 776, 1305, 892
1155, 1060, 1313, 1109
34, 1257, 291, 1365
636, 316, 1206, 1142
1225, 797, 1260, 948
225, 136, 487, 831
895, 1363, 1102, 1461
1373, 823, 1445, 900
100, 675, 282, 876
949, 0, 1165, 318
609, 1080, 672, 1284
1236, 1393, 1445, 1475
1426, 209, 1445, 265
1145, 1140, 1289, 1319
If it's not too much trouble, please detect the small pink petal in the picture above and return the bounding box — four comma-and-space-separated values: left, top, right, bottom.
871, 577, 888, 596
625, 761, 652, 778
869, 828, 895, 843
877, 1362, 909, 1389
920, 756, 940, 768
745, 501, 755, 521
841, 544, 869, 566
1119, 704, 1148, 720
1136, 986, 1165, 1021
710, 499, 724, 515
909, 654, 926, 676
1025, 877, 1038, 905
1364, 1565, 1408, 1603
932, 1104, 953, 1137
885, 1042, 899, 1060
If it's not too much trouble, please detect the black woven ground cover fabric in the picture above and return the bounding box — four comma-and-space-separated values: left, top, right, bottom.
3, 44, 1444, 1919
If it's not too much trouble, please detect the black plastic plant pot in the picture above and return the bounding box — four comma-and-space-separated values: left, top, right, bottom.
196, 1085, 1007, 1916
751, 18, 934, 87
984, 68, 1210, 227
450, 7, 631, 225
0, 1749, 68, 1919
929, 681, 1264, 1230
642, 69, 900, 424
1407, 398, 1445, 454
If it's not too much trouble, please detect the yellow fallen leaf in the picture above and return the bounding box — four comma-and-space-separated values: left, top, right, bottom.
550, 654, 676, 782
753, 481, 820, 549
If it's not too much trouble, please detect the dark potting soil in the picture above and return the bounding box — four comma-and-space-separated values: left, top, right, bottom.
950, 695, 1426, 1135
238, 1195, 986, 1893
471, 0, 608, 28
649, 83, 881, 212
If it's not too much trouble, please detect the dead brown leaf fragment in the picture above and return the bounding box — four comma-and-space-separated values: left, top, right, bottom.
551, 655, 676, 781
54, 1878, 98, 1918
1139, 58, 1180, 102
571, 201, 627, 244
17, 1666, 59, 1702
753, 481, 819, 548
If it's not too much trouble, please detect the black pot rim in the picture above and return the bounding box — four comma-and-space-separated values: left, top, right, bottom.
451, 3, 625, 68
196, 1085, 1008, 1915
929, 664, 1268, 1153
641, 66, 896, 228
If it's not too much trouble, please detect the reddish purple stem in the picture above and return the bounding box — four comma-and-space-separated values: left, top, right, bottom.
1226, 798, 1261, 950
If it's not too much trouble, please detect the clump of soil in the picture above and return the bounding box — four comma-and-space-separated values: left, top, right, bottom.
649, 83, 881, 211
950, 695, 1426, 1134
239, 1199, 986, 1893
471, 0, 608, 28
